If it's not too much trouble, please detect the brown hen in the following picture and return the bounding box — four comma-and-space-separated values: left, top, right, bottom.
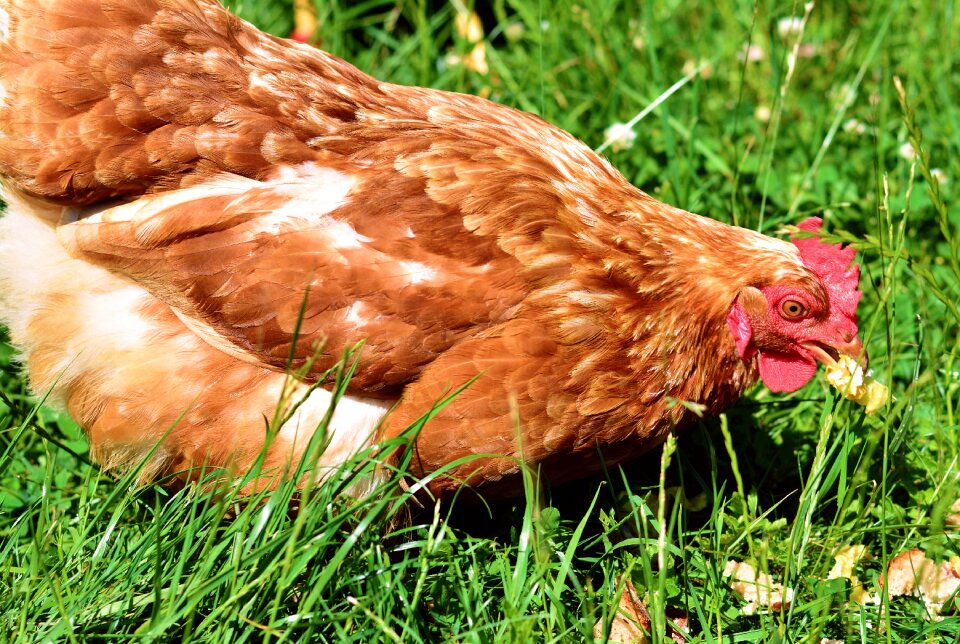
0, 0, 864, 498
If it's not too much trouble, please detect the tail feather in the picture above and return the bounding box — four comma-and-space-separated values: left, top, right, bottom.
0, 0, 380, 206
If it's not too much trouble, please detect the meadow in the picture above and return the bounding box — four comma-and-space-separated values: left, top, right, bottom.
1, 0, 958, 641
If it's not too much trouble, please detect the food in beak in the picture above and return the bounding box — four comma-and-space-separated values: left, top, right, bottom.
824, 354, 888, 414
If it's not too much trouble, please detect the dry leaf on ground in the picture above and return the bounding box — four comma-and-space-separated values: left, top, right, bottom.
594, 578, 689, 643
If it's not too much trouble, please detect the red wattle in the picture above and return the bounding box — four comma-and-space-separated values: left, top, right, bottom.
757, 353, 817, 392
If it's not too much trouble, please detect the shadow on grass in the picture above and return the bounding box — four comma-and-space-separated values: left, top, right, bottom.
437, 400, 808, 537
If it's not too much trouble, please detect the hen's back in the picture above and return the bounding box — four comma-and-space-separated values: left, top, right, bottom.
0, 0, 393, 204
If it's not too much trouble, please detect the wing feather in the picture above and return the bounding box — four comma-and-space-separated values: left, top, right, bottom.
58, 166, 528, 393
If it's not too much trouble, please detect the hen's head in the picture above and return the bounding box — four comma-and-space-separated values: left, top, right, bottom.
726, 218, 863, 392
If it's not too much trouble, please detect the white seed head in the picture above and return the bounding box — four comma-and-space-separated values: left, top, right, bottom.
843, 118, 866, 135
777, 16, 805, 40
602, 122, 636, 152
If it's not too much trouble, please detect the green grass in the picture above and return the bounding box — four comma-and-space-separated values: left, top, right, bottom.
2, 0, 959, 641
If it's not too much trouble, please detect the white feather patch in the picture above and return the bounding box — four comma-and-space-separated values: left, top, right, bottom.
0, 193, 391, 491
275, 381, 392, 489
0, 203, 165, 405
398, 260, 437, 284
344, 301, 366, 325
63, 166, 360, 252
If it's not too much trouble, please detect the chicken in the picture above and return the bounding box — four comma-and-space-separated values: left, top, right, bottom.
0, 0, 865, 498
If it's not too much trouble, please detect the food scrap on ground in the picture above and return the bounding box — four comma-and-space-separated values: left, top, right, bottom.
827, 544, 876, 605
882, 549, 960, 617
723, 560, 794, 614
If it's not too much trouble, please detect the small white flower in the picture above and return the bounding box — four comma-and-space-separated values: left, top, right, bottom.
603, 122, 636, 152
503, 21, 525, 42
931, 168, 949, 185
442, 46, 488, 75
843, 118, 866, 135
539, 19, 550, 32
442, 52, 461, 70
797, 43, 819, 58
738, 43, 765, 63
629, 20, 645, 50
777, 16, 805, 39
755, 105, 772, 122
682, 58, 713, 79
786, 51, 798, 72
899, 141, 917, 160
830, 82, 854, 106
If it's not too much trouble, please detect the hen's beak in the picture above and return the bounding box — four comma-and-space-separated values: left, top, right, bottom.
803, 336, 867, 369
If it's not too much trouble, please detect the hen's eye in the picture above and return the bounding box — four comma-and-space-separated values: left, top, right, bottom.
780, 299, 808, 319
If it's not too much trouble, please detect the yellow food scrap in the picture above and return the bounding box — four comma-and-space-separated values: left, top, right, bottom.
828, 544, 876, 605
824, 354, 889, 414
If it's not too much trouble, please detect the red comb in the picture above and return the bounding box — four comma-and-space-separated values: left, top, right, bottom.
791, 217, 861, 321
